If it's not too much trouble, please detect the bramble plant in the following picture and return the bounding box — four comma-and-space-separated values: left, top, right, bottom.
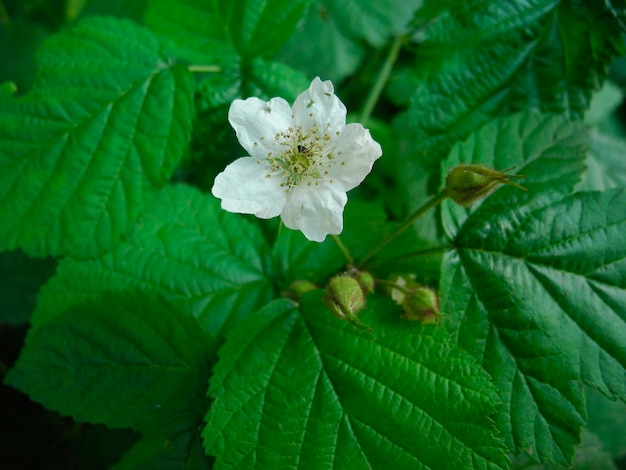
1, 1, 626, 469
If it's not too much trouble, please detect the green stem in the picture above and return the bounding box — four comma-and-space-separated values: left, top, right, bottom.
367, 245, 451, 267
188, 65, 222, 73
331, 235, 354, 266
357, 190, 449, 268
360, 34, 405, 125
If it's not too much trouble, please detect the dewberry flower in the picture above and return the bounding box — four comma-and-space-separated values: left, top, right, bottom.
211, 77, 383, 242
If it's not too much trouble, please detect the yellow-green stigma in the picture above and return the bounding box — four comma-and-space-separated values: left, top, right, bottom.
263, 122, 339, 191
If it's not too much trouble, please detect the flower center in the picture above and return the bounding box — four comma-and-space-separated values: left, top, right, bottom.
264, 123, 338, 191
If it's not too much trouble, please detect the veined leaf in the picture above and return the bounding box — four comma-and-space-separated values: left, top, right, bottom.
440, 188, 626, 464
112, 423, 211, 470
322, 0, 422, 47
217, 0, 311, 59
441, 112, 587, 239
204, 295, 509, 469
6, 292, 215, 433
409, 0, 625, 166
33, 184, 274, 339
274, 1, 366, 83
0, 16, 194, 258
144, 0, 237, 65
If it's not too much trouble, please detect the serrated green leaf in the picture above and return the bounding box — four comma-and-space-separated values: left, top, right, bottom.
322, 0, 422, 47
204, 295, 509, 469
34, 184, 274, 338
217, 0, 311, 59
0, 250, 56, 325
441, 112, 587, 239
440, 188, 626, 464
0, 16, 194, 258
112, 423, 211, 470
144, 0, 237, 65
409, 0, 624, 167
274, 1, 366, 83
6, 292, 215, 433
577, 129, 626, 192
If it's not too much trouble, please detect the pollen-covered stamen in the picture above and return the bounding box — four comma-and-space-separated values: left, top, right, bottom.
265, 122, 338, 190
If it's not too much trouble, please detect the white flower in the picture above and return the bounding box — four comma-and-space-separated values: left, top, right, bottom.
211, 77, 383, 242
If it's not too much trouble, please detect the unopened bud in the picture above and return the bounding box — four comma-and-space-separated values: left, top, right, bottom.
445, 164, 527, 207
401, 286, 440, 324
387, 275, 441, 324
322, 276, 366, 321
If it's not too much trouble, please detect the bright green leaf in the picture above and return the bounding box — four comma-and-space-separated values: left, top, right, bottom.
112, 423, 211, 470
0, 250, 56, 325
322, 0, 422, 47
274, 1, 366, 83
408, 0, 624, 167
33, 184, 274, 338
440, 188, 626, 464
217, 0, 311, 59
441, 112, 587, 239
578, 128, 626, 192
0, 16, 194, 258
144, 0, 237, 65
204, 294, 509, 469
6, 292, 215, 433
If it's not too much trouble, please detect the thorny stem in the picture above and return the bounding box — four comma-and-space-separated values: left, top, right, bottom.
357, 190, 449, 268
188, 65, 222, 73
360, 34, 406, 126
331, 235, 354, 266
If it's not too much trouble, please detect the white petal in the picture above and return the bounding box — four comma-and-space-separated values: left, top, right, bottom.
212, 157, 287, 219
228, 97, 292, 158
281, 181, 347, 242
292, 77, 346, 136
328, 123, 383, 191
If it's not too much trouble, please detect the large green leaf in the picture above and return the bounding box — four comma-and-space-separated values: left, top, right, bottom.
440, 188, 626, 464
204, 295, 509, 469
6, 292, 215, 433
33, 184, 274, 338
0, 16, 194, 257
408, 0, 625, 167
112, 424, 211, 470
217, 0, 311, 59
274, 1, 365, 83
144, 0, 237, 65
441, 112, 588, 239
0, 250, 56, 325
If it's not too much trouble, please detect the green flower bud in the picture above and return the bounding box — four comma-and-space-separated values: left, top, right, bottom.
387, 275, 441, 324
289, 279, 317, 298
322, 276, 366, 321
445, 164, 527, 207
401, 286, 440, 324
354, 271, 375, 294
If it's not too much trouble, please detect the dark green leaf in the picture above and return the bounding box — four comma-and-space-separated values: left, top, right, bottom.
274, 1, 365, 83
204, 294, 509, 469
6, 292, 215, 433
217, 0, 311, 59
0, 250, 56, 325
34, 184, 274, 339
440, 188, 626, 464
0, 16, 194, 257
322, 0, 422, 47
144, 0, 237, 65
441, 112, 587, 239
112, 423, 211, 470
408, 0, 624, 167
